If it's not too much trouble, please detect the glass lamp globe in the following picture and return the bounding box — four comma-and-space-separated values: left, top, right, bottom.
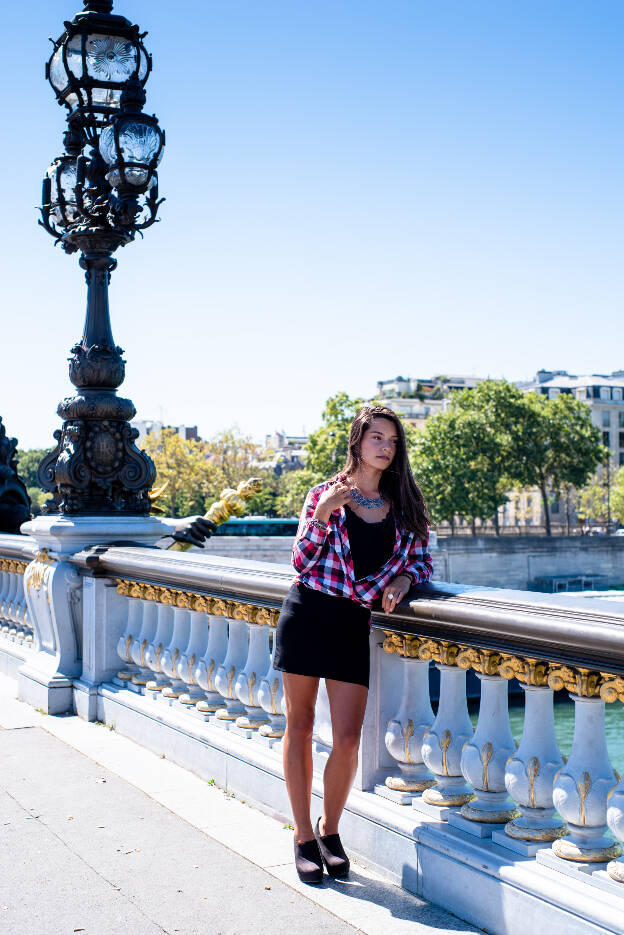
99, 115, 164, 193
45, 156, 80, 226
46, 3, 150, 136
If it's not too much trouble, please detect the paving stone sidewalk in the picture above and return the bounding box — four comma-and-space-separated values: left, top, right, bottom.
0, 679, 480, 935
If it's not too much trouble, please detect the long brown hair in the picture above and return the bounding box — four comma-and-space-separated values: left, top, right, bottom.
341, 405, 430, 540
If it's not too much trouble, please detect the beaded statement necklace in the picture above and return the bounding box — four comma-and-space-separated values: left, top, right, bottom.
351, 486, 385, 509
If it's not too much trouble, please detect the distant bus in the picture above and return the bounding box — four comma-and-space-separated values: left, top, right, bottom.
214, 516, 299, 537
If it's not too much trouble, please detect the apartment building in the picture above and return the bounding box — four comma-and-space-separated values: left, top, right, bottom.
375, 374, 483, 429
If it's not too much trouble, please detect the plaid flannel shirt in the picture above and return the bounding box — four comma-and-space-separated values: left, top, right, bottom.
292, 478, 433, 608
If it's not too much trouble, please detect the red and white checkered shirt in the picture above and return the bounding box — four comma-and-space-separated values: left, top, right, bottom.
292, 478, 433, 608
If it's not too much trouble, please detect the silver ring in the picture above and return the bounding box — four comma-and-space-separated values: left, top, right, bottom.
388, 593, 395, 600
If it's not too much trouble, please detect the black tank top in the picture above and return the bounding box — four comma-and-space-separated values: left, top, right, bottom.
345, 505, 396, 581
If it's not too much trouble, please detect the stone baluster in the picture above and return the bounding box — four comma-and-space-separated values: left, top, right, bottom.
313, 679, 334, 752
0, 561, 8, 624
258, 616, 286, 739
234, 606, 271, 730
450, 650, 518, 836
195, 608, 229, 716
178, 598, 211, 707
602, 677, 624, 882
128, 588, 159, 689
214, 610, 249, 722
490, 656, 567, 855
543, 667, 621, 864
115, 597, 142, 684
2, 567, 18, 633
144, 600, 175, 692
22, 604, 34, 644
381, 632, 435, 803
14, 569, 28, 636
416, 641, 474, 817
161, 594, 192, 699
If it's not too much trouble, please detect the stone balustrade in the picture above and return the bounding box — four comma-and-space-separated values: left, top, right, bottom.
2, 532, 624, 935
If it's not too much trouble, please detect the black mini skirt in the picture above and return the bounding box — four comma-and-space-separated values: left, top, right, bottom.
273, 581, 371, 688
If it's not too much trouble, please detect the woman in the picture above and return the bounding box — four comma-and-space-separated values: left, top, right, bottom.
273, 405, 433, 884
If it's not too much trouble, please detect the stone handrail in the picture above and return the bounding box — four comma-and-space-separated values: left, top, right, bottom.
2, 533, 624, 933
70, 543, 624, 674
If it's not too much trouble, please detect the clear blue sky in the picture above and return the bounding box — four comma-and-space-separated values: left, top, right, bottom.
3, 1, 623, 449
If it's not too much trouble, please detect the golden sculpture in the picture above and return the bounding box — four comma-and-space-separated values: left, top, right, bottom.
166, 477, 262, 552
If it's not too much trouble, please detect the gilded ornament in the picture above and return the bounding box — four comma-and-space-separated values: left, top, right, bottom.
188, 654, 196, 686
440, 730, 452, 776
27, 549, 55, 592
499, 655, 549, 686
269, 677, 279, 713
481, 742, 494, 792
577, 772, 591, 825
457, 647, 501, 676
191, 594, 210, 613
226, 665, 235, 697
382, 632, 421, 657
139, 638, 147, 667
171, 648, 180, 679
175, 591, 191, 609
232, 603, 252, 622
248, 672, 257, 705
419, 640, 459, 666
600, 675, 624, 704
206, 659, 215, 690
527, 757, 540, 809
547, 665, 601, 698
0, 559, 28, 575
403, 719, 415, 764
155, 642, 163, 672
212, 599, 229, 618
167, 477, 262, 551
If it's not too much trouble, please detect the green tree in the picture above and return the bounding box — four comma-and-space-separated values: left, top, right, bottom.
243, 468, 283, 517
283, 392, 419, 518
611, 468, 624, 526
143, 429, 213, 518
578, 464, 624, 529
275, 468, 320, 518
577, 471, 610, 527
203, 429, 262, 501
16, 448, 52, 516
506, 393, 604, 535
304, 392, 365, 481
413, 381, 528, 532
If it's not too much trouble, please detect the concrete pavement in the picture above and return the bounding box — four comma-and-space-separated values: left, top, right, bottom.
0, 675, 481, 935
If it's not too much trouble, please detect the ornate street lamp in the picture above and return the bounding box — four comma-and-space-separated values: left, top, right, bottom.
37, 0, 165, 517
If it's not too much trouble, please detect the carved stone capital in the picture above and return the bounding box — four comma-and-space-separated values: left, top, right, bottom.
382, 631, 422, 658
547, 665, 602, 697
499, 654, 549, 686
600, 674, 624, 704
457, 647, 501, 676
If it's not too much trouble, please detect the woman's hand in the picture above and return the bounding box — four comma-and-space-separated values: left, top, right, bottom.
314, 481, 353, 524
382, 574, 412, 614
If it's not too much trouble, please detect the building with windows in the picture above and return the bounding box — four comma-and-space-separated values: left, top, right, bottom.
261, 430, 308, 475
375, 374, 483, 429
502, 370, 624, 530
517, 369, 624, 466
131, 420, 201, 445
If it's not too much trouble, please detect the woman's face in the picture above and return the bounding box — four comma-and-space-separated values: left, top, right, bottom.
359, 417, 399, 471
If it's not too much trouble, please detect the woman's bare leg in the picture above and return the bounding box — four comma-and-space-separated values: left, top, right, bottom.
321, 679, 368, 835
282, 673, 319, 843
